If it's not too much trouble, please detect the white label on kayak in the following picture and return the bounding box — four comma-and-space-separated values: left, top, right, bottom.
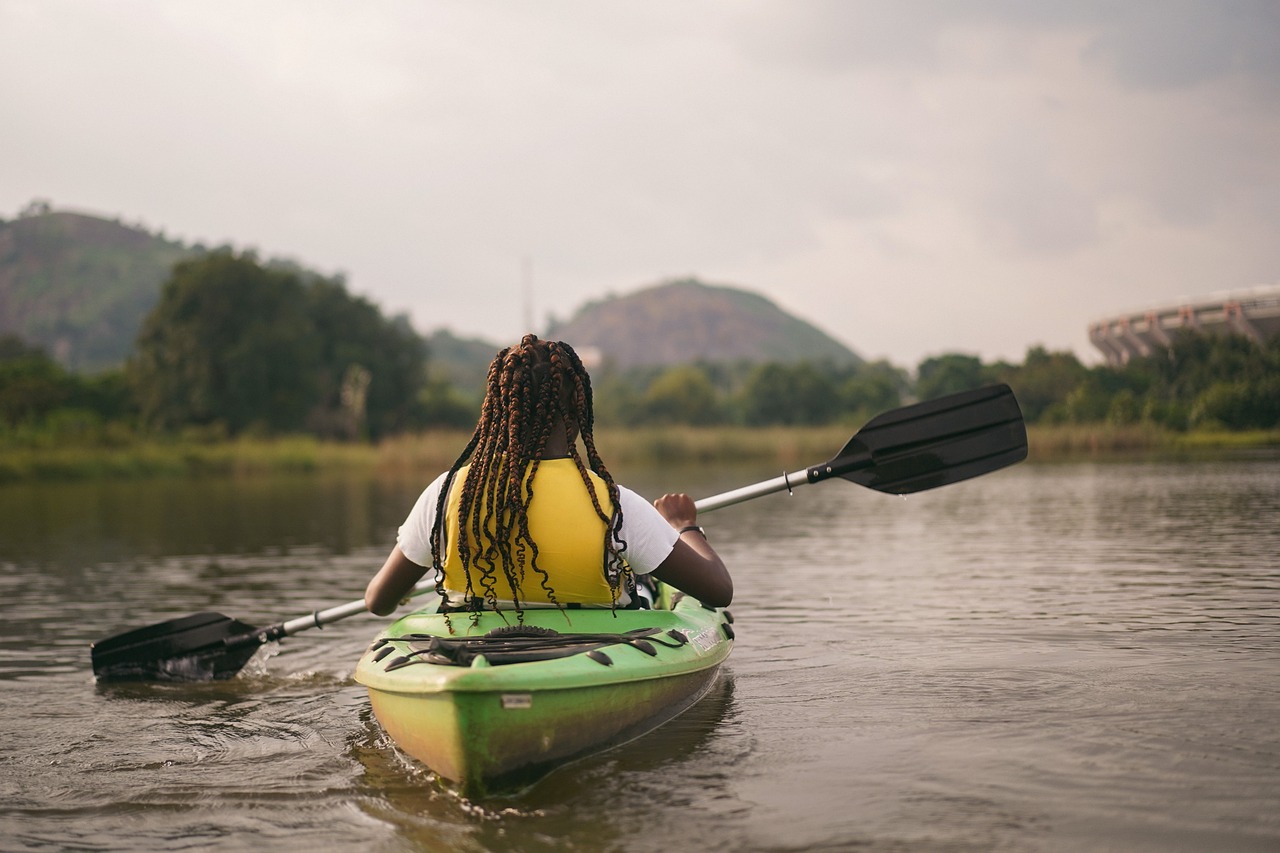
690, 628, 718, 653
501, 693, 533, 710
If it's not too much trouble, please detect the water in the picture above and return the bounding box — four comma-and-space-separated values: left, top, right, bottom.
1, 455, 1278, 852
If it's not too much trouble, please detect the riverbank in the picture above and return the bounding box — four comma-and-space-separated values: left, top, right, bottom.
1024, 423, 1280, 459
1, 424, 1277, 482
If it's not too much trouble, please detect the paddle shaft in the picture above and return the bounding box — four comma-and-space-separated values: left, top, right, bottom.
695, 468, 811, 513
273, 579, 439, 638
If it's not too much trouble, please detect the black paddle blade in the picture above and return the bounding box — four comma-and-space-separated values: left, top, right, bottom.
813, 384, 1027, 494
91, 612, 266, 682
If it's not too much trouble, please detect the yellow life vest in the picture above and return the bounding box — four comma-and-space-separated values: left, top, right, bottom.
439, 459, 623, 605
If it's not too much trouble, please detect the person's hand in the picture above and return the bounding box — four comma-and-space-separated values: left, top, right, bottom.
653, 493, 697, 530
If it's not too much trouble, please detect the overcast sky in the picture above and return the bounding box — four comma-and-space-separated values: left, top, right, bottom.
3, 0, 1277, 369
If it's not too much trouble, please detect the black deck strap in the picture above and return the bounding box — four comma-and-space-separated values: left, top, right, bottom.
382, 627, 672, 670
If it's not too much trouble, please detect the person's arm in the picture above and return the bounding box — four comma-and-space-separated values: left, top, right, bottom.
365, 545, 429, 616
649, 493, 733, 607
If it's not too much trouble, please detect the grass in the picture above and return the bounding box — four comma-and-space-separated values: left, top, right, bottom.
1025, 424, 1280, 460
2, 424, 1277, 483
0, 436, 379, 482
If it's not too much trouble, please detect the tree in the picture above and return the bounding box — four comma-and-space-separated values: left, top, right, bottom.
739, 362, 839, 426
915, 353, 990, 401
997, 347, 1090, 423
129, 251, 428, 438
0, 337, 71, 426
636, 365, 723, 425
841, 360, 907, 420
129, 251, 321, 433
304, 278, 427, 438
1190, 378, 1280, 430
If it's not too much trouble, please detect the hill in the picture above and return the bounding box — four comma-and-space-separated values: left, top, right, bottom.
3, 205, 862, 384
0, 204, 199, 372
424, 328, 502, 387
545, 278, 862, 370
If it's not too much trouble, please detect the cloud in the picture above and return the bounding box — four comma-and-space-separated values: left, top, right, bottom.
1082, 0, 1280, 93
2, 0, 1278, 369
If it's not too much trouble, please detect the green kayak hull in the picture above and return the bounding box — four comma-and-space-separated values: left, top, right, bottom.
354, 590, 734, 797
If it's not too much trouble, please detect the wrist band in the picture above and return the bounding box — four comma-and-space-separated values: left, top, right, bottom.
678, 525, 706, 538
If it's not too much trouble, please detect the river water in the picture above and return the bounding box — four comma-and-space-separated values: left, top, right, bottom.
1, 452, 1278, 852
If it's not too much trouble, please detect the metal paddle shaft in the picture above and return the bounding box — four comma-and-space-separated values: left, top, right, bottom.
698, 384, 1026, 512
91, 384, 1027, 682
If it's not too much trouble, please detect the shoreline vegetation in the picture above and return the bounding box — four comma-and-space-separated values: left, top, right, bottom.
2, 425, 1277, 483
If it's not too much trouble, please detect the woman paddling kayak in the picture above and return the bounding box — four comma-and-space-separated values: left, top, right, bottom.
365, 334, 732, 617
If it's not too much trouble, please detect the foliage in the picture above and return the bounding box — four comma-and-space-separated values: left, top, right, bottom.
992, 346, 1090, 423
305, 279, 427, 438
739, 362, 840, 426
985, 332, 1280, 431
637, 365, 725, 425
0, 334, 135, 436
0, 338, 69, 424
589, 358, 903, 428
416, 377, 480, 429
129, 252, 318, 433
916, 353, 993, 401
127, 251, 426, 439
839, 359, 908, 421
581, 338, 1271, 433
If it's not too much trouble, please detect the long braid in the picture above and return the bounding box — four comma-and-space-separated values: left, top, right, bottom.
430, 335, 628, 615
547, 343, 631, 601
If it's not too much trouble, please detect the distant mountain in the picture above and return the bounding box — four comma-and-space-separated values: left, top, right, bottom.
0, 205, 198, 372
546, 278, 861, 369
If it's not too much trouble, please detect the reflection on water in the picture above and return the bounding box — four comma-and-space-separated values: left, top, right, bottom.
2, 454, 1279, 851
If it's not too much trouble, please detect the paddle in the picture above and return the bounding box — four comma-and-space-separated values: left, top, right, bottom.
695, 382, 1027, 511
90, 383, 1027, 682
90, 586, 430, 683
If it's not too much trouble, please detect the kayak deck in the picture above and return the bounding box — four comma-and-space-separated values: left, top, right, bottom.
355, 591, 734, 797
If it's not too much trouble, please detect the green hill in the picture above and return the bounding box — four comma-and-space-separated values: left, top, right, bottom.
546, 278, 862, 370
3, 205, 862, 384
424, 328, 503, 386
0, 205, 198, 372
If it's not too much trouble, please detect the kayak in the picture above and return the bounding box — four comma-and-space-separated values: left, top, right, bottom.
353, 587, 734, 797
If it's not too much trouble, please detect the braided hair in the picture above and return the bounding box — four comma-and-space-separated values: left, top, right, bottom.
428, 334, 630, 613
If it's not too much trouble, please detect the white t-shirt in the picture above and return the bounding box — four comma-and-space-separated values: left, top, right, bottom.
397, 469, 679, 606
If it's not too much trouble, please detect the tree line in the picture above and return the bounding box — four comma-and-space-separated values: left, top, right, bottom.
1, 251, 433, 446
583, 333, 1279, 432
2, 250, 1278, 446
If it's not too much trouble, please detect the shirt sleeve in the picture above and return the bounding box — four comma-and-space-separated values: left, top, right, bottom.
397, 471, 450, 567
615, 485, 680, 575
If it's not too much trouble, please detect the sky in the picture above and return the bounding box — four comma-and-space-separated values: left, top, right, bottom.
2, 1, 1278, 369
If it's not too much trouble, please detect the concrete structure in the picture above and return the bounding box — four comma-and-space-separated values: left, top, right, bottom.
1089, 284, 1280, 365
